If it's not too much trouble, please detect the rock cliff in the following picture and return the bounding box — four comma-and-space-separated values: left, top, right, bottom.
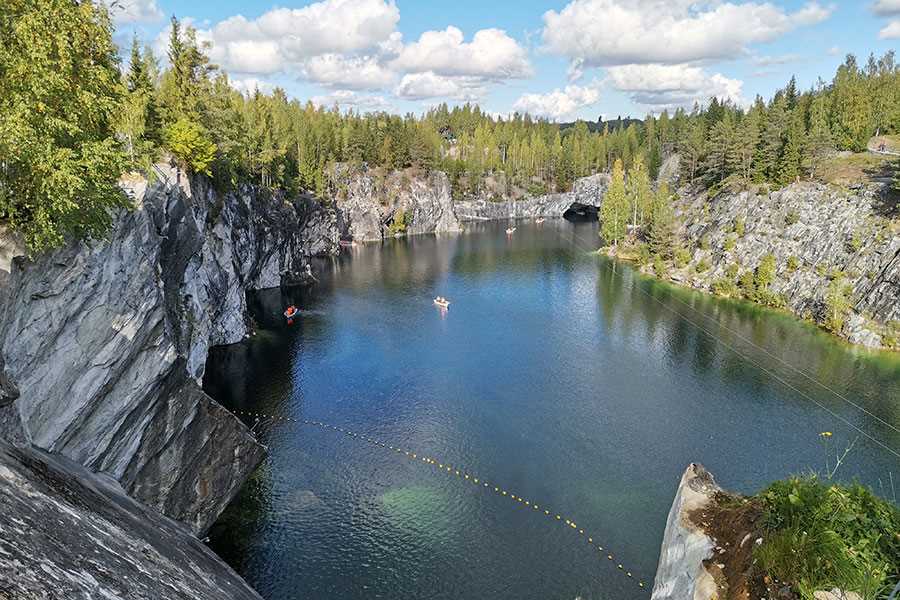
665, 182, 899, 349
454, 173, 609, 221
333, 164, 461, 241
0, 163, 339, 534
651, 464, 721, 600
0, 439, 263, 600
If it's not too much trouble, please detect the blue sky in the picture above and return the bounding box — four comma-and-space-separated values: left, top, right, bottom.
113, 0, 899, 121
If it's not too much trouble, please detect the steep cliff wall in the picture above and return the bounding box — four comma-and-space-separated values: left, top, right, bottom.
333, 165, 461, 241
665, 182, 899, 349
0, 163, 339, 534
0, 439, 263, 600
454, 173, 609, 221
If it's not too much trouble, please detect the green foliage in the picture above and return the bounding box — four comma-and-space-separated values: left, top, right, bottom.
635, 242, 650, 266
388, 210, 408, 235
600, 159, 628, 246
755, 253, 777, 291
787, 256, 800, 272
0, 0, 128, 253
712, 277, 738, 297
652, 254, 666, 277
824, 275, 853, 333
694, 258, 710, 273
163, 119, 217, 175
785, 210, 800, 226
733, 217, 745, 236
648, 182, 677, 259
724, 235, 736, 251
756, 476, 900, 600
725, 263, 740, 278
848, 231, 863, 252
674, 247, 691, 269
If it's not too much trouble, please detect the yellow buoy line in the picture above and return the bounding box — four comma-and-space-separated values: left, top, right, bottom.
233, 408, 649, 592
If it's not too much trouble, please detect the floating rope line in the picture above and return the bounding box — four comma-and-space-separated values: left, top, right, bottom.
233, 409, 649, 592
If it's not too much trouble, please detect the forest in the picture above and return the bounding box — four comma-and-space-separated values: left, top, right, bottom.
1, 0, 899, 252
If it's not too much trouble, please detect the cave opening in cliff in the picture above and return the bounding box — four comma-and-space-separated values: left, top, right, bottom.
563, 203, 599, 222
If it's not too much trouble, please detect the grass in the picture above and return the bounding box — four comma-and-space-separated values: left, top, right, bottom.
754, 475, 900, 600
818, 152, 896, 187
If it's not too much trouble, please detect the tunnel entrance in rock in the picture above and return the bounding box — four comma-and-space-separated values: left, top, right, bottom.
563, 203, 598, 222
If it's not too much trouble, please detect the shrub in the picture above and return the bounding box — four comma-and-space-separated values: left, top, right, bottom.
755, 253, 777, 291
824, 276, 852, 333
734, 217, 745, 236
725, 263, 740, 279
787, 256, 800, 272
695, 258, 710, 273
635, 242, 651, 266
848, 231, 863, 252
388, 210, 409, 235
756, 476, 900, 600
674, 248, 691, 269
712, 277, 737, 297
164, 118, 217, 175
652, 254, 667, 277
699, 236, 711, 251
724, 235, 736, 251
738, 270, 755, 292
785, 210, 800, 226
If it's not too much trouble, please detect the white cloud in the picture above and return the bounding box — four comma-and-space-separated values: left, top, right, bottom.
230, 78, 276, 96
395, 72, 486, 101
310, 90, 391, 111
302, 54, 397, 89
752, 53, 802, 67
104, 0, 163, 24
606, 64, 744, 109
512, 84, 600, 120
872, 0, 900, 16
880, 19, 900, 38
197, 0, 400, 74
390, 27, 532, 79
541, 0, 833, 68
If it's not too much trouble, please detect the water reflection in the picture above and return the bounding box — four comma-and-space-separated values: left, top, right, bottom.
206, 220, 899, 600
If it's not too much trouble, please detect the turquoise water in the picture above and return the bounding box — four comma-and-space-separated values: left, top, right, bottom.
205, 220, 900, 600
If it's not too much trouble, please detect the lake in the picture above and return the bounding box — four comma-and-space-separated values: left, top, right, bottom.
205, 219, 900, 600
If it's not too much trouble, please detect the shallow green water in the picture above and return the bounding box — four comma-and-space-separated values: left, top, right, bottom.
206, 220, 900, 600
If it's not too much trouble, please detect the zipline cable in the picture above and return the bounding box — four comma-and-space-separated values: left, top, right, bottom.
557, 224, 900, 460
233, 409, 650, 593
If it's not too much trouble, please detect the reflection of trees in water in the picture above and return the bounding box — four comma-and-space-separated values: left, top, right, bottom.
592, 256, 900, 436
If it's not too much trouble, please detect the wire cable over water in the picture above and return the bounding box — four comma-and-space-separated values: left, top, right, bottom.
559, 225, 900, 460
233, 408, 650, 593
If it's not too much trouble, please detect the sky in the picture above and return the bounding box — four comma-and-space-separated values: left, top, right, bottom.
109, 0, 900, 121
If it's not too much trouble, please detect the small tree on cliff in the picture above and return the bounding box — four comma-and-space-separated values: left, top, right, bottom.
600, 159, 628, 247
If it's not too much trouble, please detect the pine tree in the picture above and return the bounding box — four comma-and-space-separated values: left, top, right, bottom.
626, 154, 652, 230
804, 95, 834, 179
648, 182, 676, 259
600, 159, 628, 247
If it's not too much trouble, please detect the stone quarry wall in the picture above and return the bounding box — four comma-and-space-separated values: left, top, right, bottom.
454, 173, 609, 221
665, 181, 899, 349
333, 164, 462, 242
0, 439, 264, 600
0, 163, 339, 534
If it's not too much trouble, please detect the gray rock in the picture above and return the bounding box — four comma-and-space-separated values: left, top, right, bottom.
454, 173, 609, 221
0, 439, 262, 600
0, 163, 338, 534
651, 463, 720, 600
669, 180, 899, 349
333, 165, 461, 242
